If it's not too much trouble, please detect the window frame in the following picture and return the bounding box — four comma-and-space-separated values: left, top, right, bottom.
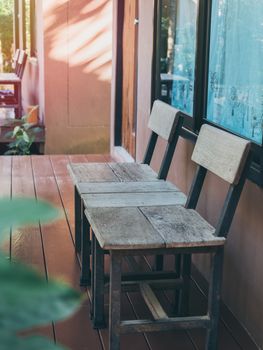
153, 0, 263, 186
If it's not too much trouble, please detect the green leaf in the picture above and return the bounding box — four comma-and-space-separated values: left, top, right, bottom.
0, 198, 61, 243
13, 126, 22, 137
0, 257, 82, 332
22, 130, 30, 143
0, 333, 65, 350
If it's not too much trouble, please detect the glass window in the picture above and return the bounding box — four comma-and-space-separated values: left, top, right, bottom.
158, 0, 198, 116
207, 0, 263, 144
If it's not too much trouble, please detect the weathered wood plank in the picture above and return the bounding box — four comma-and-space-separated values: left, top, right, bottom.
77, 180, 181, 194
50, 155, 70, 177
191, 124, 251, 184
12, 156, 32, 178
83, 192, 186, 208
140, 206, 225, 248
120, 316, 210, 334
140, 283, 168, 320
31, 155, 54, 177
148, 100, 180, 142
67, 163, 119, 184
85, 207, 165, 250
109, 163, 158, 182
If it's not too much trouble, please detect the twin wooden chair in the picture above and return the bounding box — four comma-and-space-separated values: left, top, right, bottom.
68, 100, 251, 350
0, 49, 27, 118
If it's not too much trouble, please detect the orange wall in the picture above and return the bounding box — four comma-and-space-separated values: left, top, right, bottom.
135, 1, 263, 347
43, 0, 112, 154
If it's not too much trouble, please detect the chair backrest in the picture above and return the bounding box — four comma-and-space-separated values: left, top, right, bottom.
148, 100, 181, 142
186, 124, 251, 237
13, 49, 20, 73
143, 100, 184, 180
16, 50, 28, 79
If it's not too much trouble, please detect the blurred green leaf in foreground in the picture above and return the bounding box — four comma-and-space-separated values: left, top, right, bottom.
0, 197, 83, 349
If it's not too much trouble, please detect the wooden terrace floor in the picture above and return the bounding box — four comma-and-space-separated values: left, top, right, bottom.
0, 155, 257, 350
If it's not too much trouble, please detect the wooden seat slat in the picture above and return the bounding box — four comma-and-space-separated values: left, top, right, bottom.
67, 163, 119, 184
77, 180, 180, 194
82, 192, 186, 208
85, 207, 165, 250
140, 205, 225, 248
108, 163, 159, 182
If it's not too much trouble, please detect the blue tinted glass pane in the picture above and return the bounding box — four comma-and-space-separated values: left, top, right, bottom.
207, 0, 263, 144
159, 0, 198, 116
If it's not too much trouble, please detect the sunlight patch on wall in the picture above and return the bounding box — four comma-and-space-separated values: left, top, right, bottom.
45, 0, 112, 82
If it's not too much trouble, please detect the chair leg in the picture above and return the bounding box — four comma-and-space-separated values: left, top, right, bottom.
79, 214, 91, 287
90, 230, 95, 320
206, 247, 224, 350
74, 187, 82, 254
179, 254, 191, 316
155, 255, 164, 271
109, 252, 122, 350
93, 236, 106, 329
174, 254, 181, 315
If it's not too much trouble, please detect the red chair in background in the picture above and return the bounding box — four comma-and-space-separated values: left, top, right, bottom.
0, 50, 28, 118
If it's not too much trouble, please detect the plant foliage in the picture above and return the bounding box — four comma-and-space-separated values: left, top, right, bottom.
0, 197, 83, 349
5, 121, 42, 155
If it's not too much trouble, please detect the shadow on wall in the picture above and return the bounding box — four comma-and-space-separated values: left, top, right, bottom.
43, 0, 112, 153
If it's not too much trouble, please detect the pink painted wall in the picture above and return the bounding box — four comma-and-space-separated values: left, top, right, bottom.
43, 0, 112, 154
135, 1, 263, 347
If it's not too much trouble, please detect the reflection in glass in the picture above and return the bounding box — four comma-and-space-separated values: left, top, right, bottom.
159, 0, 198, 116
207, 0, 263, 144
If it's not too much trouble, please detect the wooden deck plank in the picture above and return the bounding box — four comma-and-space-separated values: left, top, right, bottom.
31, 155, 54, 177
50, 155, 71, 177
0, 155, 12, 177
12, 156, 33, 178
68, 154, 92, 163
11, 155, 54, 343
33, 156, 103, 350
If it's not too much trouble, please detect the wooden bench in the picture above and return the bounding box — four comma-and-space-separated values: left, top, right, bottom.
67, 100, 186, 276
87, 124, 251, 350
